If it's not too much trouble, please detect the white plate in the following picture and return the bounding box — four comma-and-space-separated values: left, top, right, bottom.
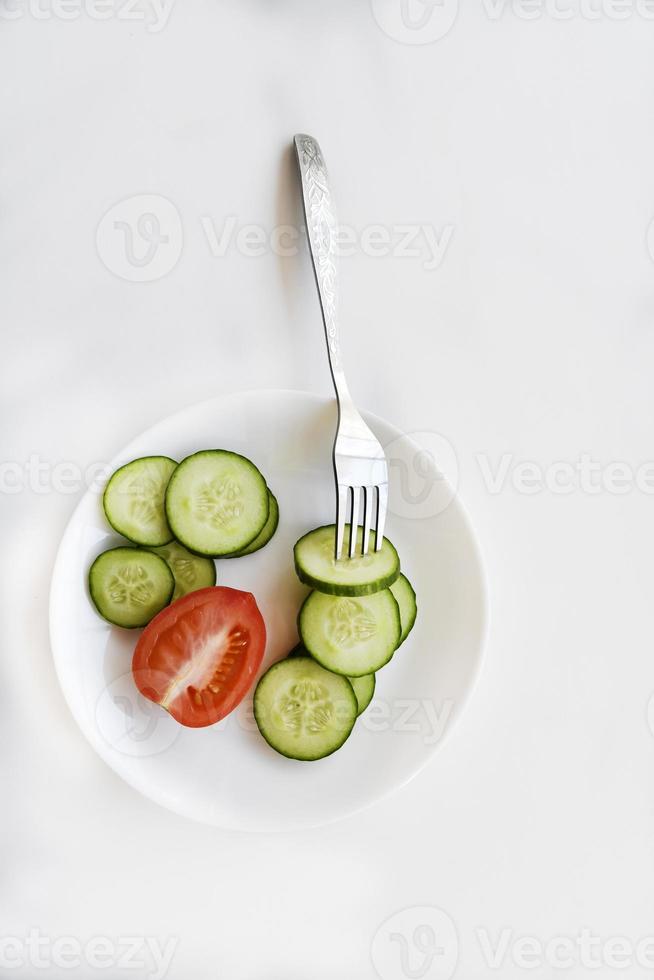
50, 389, 488, 831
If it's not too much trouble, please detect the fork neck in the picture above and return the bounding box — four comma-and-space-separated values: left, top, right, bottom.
329, 364, 356, 414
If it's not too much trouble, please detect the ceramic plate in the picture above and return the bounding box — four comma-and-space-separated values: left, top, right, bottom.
50, 389, 488, 831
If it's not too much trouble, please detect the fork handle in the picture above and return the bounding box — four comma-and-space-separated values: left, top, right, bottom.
294, 134, 352, 406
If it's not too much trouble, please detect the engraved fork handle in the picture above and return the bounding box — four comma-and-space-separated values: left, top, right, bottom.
294, 134, 353, 409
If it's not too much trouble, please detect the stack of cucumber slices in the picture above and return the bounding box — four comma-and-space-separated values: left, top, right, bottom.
253, 525, 417, 761
89, 453, 418, 764
89, 451, 278, 629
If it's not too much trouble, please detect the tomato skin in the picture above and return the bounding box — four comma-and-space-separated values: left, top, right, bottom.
132, 586, 266, 729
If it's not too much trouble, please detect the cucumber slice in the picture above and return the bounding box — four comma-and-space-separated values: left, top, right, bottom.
89, 547, 174, 629
149, 540, 216, 600
254, 655, 357, 761
349, 673, 376, 715
165, 450, 269, 556
294, 524, 400, 596
390, 573, 417, 646
288, 644, 375, 714
227, 490, 279, 558
103, 456, 177, 546
298, 589, 401, 676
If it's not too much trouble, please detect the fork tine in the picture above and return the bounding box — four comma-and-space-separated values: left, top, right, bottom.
335, 484, 348, 560
375, 483, 388, 551
349, 486, 361, 557
362, 486, 373, 556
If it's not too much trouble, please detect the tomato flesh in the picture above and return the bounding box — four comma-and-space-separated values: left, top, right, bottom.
132, 586, 266, 728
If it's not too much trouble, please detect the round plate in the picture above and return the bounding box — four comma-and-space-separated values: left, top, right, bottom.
50, 390, 488, 831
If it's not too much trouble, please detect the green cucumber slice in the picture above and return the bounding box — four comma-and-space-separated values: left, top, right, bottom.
254, 655, 357, 760
390, 573, 417, 646
149, 540, 216, 600
165, 450, 269, 556
349, 673, 376, 715
298, 589, 401, 676
227, 490, 279, 557
89, 547, 174, 629
294, 524, 400, 596
103, 456, 177, 546
288, 644, 375, 714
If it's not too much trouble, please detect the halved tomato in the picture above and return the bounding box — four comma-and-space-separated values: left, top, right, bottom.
132, 586, 266, 728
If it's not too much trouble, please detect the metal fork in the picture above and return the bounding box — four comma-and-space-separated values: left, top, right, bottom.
294, 133, 389, 560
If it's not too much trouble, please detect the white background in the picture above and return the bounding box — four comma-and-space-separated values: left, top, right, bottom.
2, 1, 654, 977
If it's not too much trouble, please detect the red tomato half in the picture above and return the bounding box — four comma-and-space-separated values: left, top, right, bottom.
132, 586, 266, 728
